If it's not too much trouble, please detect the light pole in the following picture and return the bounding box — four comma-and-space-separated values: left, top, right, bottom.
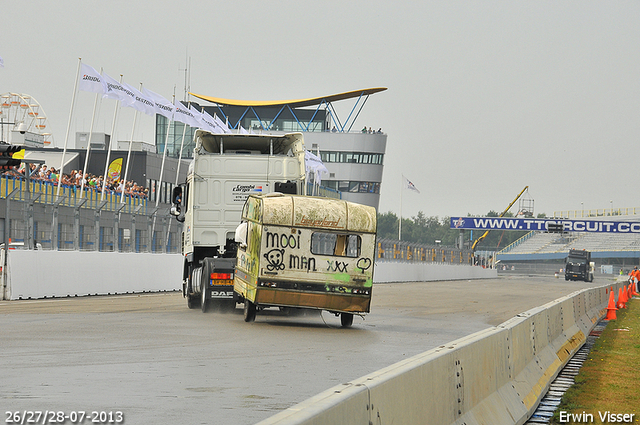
581, 202, 584, 218
610, 200, 613, 216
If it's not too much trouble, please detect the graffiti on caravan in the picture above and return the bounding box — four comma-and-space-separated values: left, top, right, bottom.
264, 231, 318, 272
266, 231, 301, 249
450, 217, 640, 233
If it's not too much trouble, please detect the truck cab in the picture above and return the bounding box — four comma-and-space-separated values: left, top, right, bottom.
564, 249, 594, 282
171, 131, 306, 312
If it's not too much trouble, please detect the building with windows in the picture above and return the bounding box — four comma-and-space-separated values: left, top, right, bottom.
158, 88, 388, 209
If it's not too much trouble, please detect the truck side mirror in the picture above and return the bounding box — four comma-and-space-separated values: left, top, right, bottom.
172, 186, 183, 206
170, 186, 185, 222
170, 186, 183, 216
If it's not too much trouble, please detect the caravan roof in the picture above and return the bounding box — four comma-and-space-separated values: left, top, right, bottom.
243, 194, 377, 234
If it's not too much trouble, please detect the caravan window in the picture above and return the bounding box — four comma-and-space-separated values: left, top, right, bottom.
311, 233, 361, 258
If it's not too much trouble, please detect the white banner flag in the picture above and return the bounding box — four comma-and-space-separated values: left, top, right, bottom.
122, 82, 155, 116
403, 175, 420, 193
142, 87, 175, 120
173, 101, 200, 128
201, 110, 225, 133
213, 113, 232, 134
78, 63, 103, 94
0, 56, 4, 68
101, 72, 135, 105
189, 104, 204, 128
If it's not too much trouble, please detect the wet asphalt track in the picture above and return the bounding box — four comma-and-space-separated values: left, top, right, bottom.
0, 275, 610, 425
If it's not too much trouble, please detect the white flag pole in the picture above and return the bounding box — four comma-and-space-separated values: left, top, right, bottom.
56, 58, 82, 201
101, 75, 123, 201
399, 176, 403, 241
156, 95, 175, 208
120, 83, 142, 204
79, 67, 103, 198
174, 101, 191, 186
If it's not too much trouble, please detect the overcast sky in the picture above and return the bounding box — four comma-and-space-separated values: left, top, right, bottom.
1, 1, 638, 219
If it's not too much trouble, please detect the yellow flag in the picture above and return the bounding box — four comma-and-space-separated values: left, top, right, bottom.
12, 148, 25, 160
107, 158, 123, 180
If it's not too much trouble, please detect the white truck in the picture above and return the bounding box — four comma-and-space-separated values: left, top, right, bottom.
170, 130, 306, 312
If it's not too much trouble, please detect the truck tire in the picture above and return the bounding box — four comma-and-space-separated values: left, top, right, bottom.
187, 294, 200, 309
201, 262, 210, 313
244, 301, 257, 322
340, 313, 354, 328
186, 266, 200, 309
201, 281, 209, 313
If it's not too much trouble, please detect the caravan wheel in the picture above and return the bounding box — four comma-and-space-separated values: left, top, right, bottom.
340, 313, 354, 328
244, 301, 257, 322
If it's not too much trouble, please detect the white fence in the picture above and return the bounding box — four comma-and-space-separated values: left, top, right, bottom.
1, 250, 182, 300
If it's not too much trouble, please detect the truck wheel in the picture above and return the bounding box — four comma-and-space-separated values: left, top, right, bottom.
201, 281, 209, 313
187, 294, 200, 309
340, 313, 354, 328
244, 301, 257, 322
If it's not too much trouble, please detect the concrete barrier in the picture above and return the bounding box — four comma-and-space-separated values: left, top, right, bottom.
256, 282, 620, 425
0, 251, 496, 300
3, 250, 182, 300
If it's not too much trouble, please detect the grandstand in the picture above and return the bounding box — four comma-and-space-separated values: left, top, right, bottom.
496, 212, 640, 269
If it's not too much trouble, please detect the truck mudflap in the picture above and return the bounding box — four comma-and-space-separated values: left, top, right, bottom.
209, 288, 234, 299
202, 257, 236, 299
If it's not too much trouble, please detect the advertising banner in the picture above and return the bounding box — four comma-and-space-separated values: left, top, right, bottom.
450, 217, 640, 234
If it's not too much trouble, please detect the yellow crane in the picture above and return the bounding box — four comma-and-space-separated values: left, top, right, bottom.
471, 186, 529, 251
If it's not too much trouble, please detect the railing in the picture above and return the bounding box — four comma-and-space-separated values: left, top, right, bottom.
0, 175, 147, 214
497, 230, 536, 254
553, 207, 640, 219
376, 238, 475, 265
1, 174, 176, 253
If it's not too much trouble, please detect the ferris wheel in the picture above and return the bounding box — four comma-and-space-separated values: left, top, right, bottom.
0, 92, 54, 146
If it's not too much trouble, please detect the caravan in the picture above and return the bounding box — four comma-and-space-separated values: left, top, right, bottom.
234, 193, 377, 327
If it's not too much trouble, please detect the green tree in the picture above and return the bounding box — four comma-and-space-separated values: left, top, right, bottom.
376, 210, 530, 250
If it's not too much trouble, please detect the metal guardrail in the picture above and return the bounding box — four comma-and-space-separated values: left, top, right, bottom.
0, 175, 147, 214
376, 238, 474, 265
553, 207, 640, 219
0, 174, 177, 253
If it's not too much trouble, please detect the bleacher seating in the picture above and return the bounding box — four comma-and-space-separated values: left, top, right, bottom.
499, 230, 640, 255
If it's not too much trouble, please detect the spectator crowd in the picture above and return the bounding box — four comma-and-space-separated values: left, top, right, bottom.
1, 163, 149, 198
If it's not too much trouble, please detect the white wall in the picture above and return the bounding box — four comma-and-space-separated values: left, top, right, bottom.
374, 261, 497, 282
3, 250, 183, 300
1, 251, 495, 300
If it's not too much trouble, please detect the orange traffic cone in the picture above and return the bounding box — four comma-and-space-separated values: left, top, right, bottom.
605, 288, 617, 320
620, 286, 629, 309
628, 284, 633, 301
632, 281, 639, 297
617, 288, 626, 309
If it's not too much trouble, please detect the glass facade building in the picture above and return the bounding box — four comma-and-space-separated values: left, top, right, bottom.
155, 90, 387, 209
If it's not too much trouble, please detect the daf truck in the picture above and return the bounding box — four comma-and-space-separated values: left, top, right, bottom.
170, 130, 306, 312
564, 249, 594, 282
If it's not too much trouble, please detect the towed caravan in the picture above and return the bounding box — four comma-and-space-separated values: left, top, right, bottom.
234, 193, 377, 327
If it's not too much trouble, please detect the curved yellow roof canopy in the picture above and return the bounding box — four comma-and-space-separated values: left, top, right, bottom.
189, 87, 387, 108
